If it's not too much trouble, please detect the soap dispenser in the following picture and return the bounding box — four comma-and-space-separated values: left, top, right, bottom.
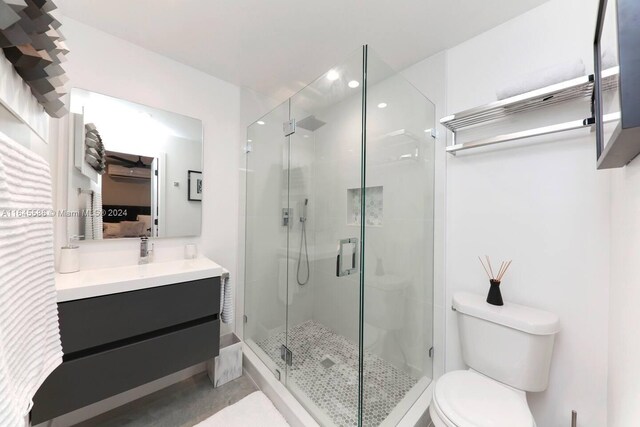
59, 235, 81, 274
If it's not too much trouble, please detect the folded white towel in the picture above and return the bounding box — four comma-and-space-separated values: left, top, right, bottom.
496, 59, 586, 100
0, 132, 63, 426
220, 269, 233, 324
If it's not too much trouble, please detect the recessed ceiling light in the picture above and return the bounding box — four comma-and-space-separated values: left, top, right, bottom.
303, 135, 309, 138
257, 120, 265, 125
326, 69, 340, 81
247, 139, 252, 142
377, 102, 388, 109
348, 80, 360, 88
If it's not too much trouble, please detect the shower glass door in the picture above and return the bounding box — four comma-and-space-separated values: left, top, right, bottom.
285, 49, 365, 426
244, 45, 435, 427
244, 100, 291, 382
362, 49, 435, 426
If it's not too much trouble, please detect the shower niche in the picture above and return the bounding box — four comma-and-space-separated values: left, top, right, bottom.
347, 186, 383, 227
243, 46, 436, 427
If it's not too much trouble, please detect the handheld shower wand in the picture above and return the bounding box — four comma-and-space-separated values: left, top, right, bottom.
297, 198, 310, 285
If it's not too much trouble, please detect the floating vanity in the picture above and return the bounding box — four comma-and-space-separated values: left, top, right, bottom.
32, 258, 223, 424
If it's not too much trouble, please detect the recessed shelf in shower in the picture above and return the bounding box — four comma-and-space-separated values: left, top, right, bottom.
347, 186, 383, 227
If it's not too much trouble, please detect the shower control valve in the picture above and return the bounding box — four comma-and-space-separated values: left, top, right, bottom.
282, 208, 293, 227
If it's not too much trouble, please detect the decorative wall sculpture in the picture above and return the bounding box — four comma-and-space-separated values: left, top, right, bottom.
0, 0, 68, 118
84, 123, 106, 174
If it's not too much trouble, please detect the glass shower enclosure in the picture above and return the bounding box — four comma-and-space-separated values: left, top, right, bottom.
244, 46, 436, 426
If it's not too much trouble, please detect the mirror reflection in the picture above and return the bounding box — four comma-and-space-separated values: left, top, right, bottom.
68, 88, 203, 240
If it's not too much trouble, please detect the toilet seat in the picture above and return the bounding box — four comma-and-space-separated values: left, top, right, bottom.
430, 370, 535, 427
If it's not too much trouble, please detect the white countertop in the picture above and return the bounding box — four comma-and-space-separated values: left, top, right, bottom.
56, 257, 224, 302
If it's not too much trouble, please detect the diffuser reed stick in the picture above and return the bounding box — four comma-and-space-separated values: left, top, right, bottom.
478, 256, 512, 281
478, 256, 492, 279
485, 255, 495, 279
498, 260, 512, 281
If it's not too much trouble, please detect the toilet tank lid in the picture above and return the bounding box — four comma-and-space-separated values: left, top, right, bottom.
453, 292, 560, 335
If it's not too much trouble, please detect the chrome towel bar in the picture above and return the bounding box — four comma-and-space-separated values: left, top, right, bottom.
441, 68, 620, 155
446, 113, 620, 154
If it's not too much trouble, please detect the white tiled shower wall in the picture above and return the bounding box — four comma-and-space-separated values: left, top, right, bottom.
306, 68, 437, 379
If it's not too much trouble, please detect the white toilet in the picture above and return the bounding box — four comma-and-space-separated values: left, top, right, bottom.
430, 292, 560, 427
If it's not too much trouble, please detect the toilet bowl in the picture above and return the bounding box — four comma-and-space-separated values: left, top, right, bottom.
429, 370, 536, 427
429, 292, 560, 427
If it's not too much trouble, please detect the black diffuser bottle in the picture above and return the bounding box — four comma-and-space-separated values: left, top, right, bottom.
486, 279, 503, 306
479, 257, 511, 307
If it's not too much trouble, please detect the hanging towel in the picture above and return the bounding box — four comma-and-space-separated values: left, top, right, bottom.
219, 269, 233, 324
81, 190, 103, 240
0, 133, 63, 427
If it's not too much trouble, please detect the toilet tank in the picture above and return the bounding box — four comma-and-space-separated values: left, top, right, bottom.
453, 292, 560, 392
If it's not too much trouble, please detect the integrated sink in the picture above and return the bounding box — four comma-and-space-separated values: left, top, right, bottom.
55, 257, 223, 302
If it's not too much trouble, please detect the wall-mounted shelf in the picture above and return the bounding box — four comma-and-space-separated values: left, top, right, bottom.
442, 67, 619, 154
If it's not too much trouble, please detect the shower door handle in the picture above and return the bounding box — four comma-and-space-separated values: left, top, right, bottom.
336, 238, 358, 277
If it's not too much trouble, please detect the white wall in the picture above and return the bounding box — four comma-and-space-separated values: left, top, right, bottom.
54, 17, 242, 296
50, 14, 282, 346
608, 162, 640, 426
0, 52, 54, 192
39, 15, 277, 426
403, 0, 611, 425
0, 52, 49, 145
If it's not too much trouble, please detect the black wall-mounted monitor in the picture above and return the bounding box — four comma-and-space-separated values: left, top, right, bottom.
593, 0, 640, 169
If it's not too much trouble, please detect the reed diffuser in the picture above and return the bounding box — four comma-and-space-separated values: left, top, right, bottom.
478, 256, 512, 306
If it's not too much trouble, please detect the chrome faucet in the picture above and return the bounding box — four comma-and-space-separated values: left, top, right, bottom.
139, 236, 154, 264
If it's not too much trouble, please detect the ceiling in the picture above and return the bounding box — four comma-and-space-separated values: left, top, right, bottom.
57, 0, 549, 101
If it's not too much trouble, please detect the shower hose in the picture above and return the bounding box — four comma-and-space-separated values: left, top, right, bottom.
297, 217, 310, 285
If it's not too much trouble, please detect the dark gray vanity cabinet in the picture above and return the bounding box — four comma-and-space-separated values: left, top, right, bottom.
31, 277, 221, 424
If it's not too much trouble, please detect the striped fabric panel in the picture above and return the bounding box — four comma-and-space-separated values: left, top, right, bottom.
0, 134, 63, 427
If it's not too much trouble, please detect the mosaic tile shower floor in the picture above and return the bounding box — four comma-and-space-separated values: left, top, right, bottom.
257, 320, 417, 426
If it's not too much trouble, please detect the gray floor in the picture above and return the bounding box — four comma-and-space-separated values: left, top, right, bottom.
74, 373, 258, 427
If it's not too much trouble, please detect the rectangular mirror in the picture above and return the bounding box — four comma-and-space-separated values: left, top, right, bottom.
68, 88, 203, 240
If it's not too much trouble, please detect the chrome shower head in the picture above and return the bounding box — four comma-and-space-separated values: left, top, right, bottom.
297, 115, 326, 131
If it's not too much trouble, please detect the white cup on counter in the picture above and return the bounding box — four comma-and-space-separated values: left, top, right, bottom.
185, 244, 198, 259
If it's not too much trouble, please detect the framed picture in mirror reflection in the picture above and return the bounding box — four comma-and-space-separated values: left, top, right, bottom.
188, 170, 203, 201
